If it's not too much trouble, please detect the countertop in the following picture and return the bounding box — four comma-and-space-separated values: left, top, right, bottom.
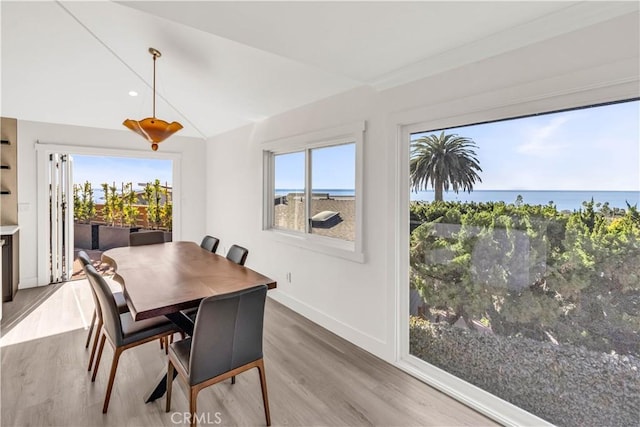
0, 225, 19, 235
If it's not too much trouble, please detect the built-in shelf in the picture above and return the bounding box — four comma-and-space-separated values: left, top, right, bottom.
1, 117, 17, 224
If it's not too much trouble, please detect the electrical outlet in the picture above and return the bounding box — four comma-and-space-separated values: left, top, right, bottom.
286, 272, 292, 283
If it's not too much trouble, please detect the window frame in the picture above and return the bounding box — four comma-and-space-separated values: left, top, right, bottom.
395, 97, 639, 427
262, 121, 365, 262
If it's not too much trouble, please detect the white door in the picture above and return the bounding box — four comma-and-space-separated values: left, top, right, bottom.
47, 153, 74, 283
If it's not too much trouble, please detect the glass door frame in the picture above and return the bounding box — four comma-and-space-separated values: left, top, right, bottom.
35, 142, 181, 286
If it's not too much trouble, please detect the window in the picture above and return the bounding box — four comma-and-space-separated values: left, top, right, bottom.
273, 151, 305, 233
263, 122, 364, 261
405, 100, 639, 426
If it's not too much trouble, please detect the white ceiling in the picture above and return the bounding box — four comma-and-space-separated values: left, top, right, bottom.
1, 1, 638, 139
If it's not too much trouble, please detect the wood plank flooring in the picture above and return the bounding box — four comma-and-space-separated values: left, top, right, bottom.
1, 281, 498, 426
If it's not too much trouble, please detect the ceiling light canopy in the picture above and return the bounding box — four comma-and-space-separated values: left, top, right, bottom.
123, 48, 183, 151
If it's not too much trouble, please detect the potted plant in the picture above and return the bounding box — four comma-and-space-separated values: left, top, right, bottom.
142, 179, 162, 229
159, 182, 172, 242
73, 181, 99, 249
142, 179, 172, 242
98, 182, 140, 250
122, 182, 140, 228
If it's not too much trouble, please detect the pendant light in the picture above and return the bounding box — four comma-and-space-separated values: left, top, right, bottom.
123, 48, 183, 151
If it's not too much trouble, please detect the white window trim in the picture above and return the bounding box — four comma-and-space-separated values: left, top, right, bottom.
262, 121, 365, 263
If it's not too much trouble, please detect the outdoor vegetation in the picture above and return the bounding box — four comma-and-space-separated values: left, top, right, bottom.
73, 181, 96, 224
409, 131, 482, 201
72, 178, 172, 253
409, 132, 639, 426
73, 179, 172, 231
411, 199, 640, 355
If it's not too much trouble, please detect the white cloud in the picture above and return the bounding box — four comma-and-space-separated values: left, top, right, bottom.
516, 115, 570, 157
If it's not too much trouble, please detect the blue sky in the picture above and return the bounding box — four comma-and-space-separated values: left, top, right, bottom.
413, 100, 639, 191
274, 143, 356, 189
73, 155, 172, 191
73, 100, 638, 193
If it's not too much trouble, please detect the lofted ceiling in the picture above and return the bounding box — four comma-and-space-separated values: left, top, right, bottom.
1, 1, 638, 139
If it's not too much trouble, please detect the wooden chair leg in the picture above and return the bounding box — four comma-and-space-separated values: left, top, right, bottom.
85, 309, 96, 348
231, 376, 235, 384
102, 347, 123, 413
257, 360, 271, 426
91, 333, 106, 382
88, 318, 103, 371
166, 360, 174, 412
160, 336, 165, 350
165, 336, 169, 355
189, 387, 198, 427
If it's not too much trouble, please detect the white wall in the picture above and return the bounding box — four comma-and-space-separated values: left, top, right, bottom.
204, 13, 639, 363
17, 120, 206, 287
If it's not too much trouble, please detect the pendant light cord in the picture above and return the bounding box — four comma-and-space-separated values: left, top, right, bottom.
55, 0, 206, 140
152, 53, 157, 118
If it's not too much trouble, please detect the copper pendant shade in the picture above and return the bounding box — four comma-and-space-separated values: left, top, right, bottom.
123, 48, 183, 151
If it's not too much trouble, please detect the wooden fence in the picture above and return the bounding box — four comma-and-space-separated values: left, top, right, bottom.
88, 204, 170, 230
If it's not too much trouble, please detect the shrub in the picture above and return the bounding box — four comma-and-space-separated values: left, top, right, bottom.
72, 181, 96, 223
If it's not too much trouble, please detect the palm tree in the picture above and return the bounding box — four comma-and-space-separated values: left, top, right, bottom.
410, 131, 482, 201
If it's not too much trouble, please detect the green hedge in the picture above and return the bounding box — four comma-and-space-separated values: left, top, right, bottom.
410, 317, 640, 427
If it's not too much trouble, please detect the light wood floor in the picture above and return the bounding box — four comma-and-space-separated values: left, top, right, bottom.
1, 281, 498, 426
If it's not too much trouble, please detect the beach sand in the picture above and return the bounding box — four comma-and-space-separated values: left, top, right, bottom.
274, 195, 355, 241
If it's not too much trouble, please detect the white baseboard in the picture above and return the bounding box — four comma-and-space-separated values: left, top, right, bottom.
268, 290, 391, 361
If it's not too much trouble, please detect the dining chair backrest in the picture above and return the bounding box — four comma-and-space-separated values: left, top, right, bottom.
78, 251, 102, 318
77, 250, 92, 267
129, 231, 165, 246
226, 244, 248, 266
200, 235, 220, 253
188, 284, 267, 386
85, 264, 125, 346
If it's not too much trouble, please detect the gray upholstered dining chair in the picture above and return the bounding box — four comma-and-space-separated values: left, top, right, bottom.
129, 230, 165, 246
84, 263, 180, 413
166, 284, 270, 427
183, 243, 249, 322
226, 244, 248, 266
200, 235, 220, 253
77, 251, 129, 372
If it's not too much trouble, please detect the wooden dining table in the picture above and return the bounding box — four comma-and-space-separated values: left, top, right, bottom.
101, 240, 277, 402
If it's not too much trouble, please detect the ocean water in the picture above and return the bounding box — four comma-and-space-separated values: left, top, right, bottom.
276, 189, 639, 212
275, 188, 355, 197
88, 187, 639, 212
86, 187, 157, 203
410, 190, 640, 211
